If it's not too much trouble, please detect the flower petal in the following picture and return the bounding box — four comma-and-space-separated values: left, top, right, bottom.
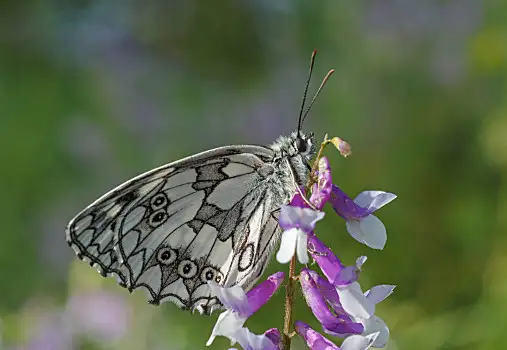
362, 316, 389, 348
233, 327, 278, 350
300, 269, 364, 336
365, 285, 396, 305
310, 157, 332, 210
345, 215, 386, 250
208, 283, 251, 316
308, 235, 345, 283
289, 189, 309, 208
295, 321, 340, 350
206, 310, 246, 346
336, 282, 375, 320
279, 206, 303, 229
300, 209, 325, 232
279, 206, 324, 232
353, 191, 396, 212
246, 272, 285, 314
296, 230, 309, 264
334, 256, 367, 286
276, 228, 298, 264
264, 328, 281, 349
330, 185, 370, 220
341, 332, 379, 350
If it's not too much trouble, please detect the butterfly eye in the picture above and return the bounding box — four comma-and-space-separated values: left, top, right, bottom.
296, 137, 307, 153
148, 209, 168, 227
157, 247, 177, 265
150, 193, 169, 210
200, 266, 223, 284
178, 260, 198, 279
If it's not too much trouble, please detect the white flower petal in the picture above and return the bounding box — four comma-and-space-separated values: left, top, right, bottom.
296, 229, 309, 264
341, 332, 379, 350
346, 215, 387, 250
337, 282, 375, 319
276, 228, 298, 264
206, 311, 246, 346
363, 316, 389, 348
233, 327, 276, 350
354, 191, 397, 212
365, 285, 396, 305
356, 256, 367, 269
300, 208, 325, 232
279, 205, 302, 228
208, 283, 250, 315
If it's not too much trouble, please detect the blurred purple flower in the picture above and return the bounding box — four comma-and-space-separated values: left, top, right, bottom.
330, 187, 396, 250
18, 311, 74, 350
207, 272, 284, 346
66, 291, 130, 343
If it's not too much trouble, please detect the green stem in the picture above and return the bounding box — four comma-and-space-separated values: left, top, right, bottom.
281, 135, 331, 349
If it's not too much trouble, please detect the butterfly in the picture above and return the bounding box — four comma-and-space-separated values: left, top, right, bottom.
66, 50, 334, 315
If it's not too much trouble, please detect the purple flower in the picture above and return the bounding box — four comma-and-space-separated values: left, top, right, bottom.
310, 157, 332, 210
295, 321, 340, 349
229, 327, 281, 350
308, 235, 366, 286
295, 321, 379, 350
300, 268, 363, 336
276, 204, 325, 264
335, 283, 395, 348
330, 187, 396, 250
206, 272, 285, 346
306, 236, 394, 347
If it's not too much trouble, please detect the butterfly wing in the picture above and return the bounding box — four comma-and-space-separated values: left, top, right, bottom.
66, 145, 283, 313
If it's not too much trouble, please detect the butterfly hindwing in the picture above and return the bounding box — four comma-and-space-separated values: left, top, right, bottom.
114, 152, 281, 312
66, 145, 283, 313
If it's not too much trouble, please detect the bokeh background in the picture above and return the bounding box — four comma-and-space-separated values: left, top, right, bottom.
1, 1, 507, 349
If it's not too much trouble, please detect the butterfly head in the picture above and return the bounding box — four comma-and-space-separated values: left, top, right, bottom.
271, 131, 316, 163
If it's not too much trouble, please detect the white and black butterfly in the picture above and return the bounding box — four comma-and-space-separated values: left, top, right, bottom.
66, 51, 333, 315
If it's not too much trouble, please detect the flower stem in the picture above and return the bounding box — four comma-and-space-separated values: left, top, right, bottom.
282, 254, 297, 349
281, 134, 333, 349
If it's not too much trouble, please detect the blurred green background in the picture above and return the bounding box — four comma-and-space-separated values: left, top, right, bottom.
1, 1, 507, 349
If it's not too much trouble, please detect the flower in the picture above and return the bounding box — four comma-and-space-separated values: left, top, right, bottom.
295, 321, 379, 350
276, 202, 325, 264
308, 234, 366, 286
309, 157, 332, 210
307, 235, 394, 348
299, 268, 363, 336
329, 187, 396, 250
229, 327, 281, 350
66, 291, 130, 342
335, 283, 395, 348
295, 321, 340, 350
206, 272, 285, 346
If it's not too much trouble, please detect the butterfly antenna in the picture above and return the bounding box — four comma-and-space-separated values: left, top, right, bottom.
297, 49, 317, 137
301, 68, 335, 125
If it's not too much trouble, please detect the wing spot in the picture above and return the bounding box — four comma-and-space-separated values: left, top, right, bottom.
178, 260, 198, 279
150, 193, 170, 210
200, 266, 223, 284
157, 247, 178, 265
238, 243, 254, 272
148, 210, 168, 227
